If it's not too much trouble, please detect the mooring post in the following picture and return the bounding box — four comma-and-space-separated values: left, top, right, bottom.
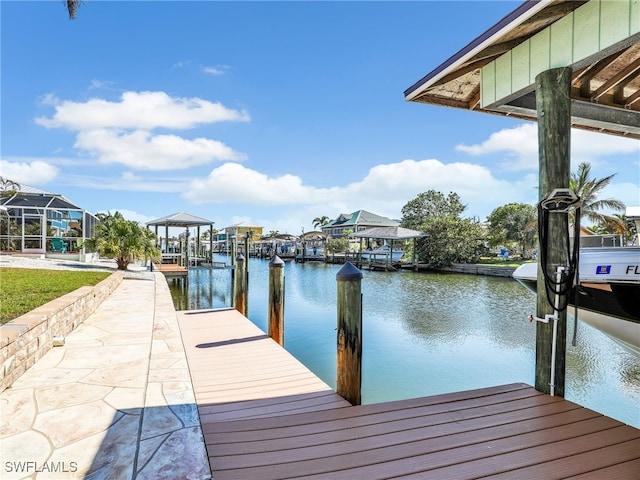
268, 255, 285, 345
234, 254, 247, 316
336, 261, 363, 405
244, 232, 250, 314
535, 67, 571, 397
230, 240, 236, 305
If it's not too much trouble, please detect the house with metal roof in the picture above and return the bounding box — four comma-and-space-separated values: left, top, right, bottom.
321, 210, 399, 239
0, 180, 99, 260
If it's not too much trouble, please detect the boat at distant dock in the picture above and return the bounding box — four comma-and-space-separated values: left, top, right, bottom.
360, 244, 405, 263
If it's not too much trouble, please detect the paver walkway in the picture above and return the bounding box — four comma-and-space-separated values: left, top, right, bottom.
0, 272, 210, 480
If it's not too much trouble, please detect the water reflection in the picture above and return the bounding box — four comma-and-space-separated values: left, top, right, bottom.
168, 256, 640, 427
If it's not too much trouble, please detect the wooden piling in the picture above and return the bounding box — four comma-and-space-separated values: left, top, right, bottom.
535, 67, 571, 397
336, 262, 363, 405
244, 233, 250, 314
230, 240, 236, 304
234, 254, 247, 316
268, 255, 285, 345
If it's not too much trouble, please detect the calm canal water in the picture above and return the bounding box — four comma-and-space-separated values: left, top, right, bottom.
169, 255, 640, 428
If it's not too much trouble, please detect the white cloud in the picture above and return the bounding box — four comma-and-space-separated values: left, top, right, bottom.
94, 208, 156, 225
456, 123, 539, 170
36, 91, 250, 130
0, 160, 59, 185
88, 79, 115, 90
183, 158, 538, 221
456, 123, 639, 171
203, 64, 230, 76
62, 172, 190, 193
184, 163, 334, 204
33, 90, 250, 172
74, 129, 246, 170
602, 181, 640, 209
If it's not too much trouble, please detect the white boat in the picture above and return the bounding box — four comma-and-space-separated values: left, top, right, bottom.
513, 246, 640, 356
360, 244, 404, 263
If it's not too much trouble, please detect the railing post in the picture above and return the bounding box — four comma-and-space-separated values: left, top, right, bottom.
268, 255, 285, 345
336, 261, 363, 405
234, 254, 247, 316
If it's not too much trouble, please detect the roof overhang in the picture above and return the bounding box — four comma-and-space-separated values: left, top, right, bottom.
405, 0, 640, 140
350, 226, 427, 240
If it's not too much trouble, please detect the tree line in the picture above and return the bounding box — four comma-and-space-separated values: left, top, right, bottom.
400, 162, 631, 267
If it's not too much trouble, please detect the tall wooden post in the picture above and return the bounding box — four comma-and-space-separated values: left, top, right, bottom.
268, 255, 285, 345
336, 262, 363, 405
165, 223, 169, 254
209, 224, 213, 263
535, 67, 571, 397
185, 228, 190, 268
230, 239, 236, 305
234, 254, 247, 316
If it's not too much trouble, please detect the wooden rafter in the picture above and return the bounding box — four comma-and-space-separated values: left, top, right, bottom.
625, 87, 640, 107
592, 57, 640, 101
578, 51, 622, 98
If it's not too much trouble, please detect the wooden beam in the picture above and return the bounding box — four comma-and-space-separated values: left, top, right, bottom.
578, 51, 621, 98
468, 86, 481, 110
624, 87, 640, 107
534, 67, 572, 398
592, 57, 640, 100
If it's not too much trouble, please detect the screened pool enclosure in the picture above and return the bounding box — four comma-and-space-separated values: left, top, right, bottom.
0, 183, 98, 261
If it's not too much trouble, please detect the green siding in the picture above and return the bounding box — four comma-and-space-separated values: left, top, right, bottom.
481, 61, 496, 106
495, 52, 512, 100
481, 0, 636, 107
601, 0, 629, 48
550, 13, 573, 67
529, 28, 551, 79
511, 41, 530, 92
573, 1, 600, 61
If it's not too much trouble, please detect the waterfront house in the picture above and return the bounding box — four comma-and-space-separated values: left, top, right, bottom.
222, 222, 264, 254
223, 222, 263, 242
0, 181, 98, 261
321, 210, 399, 239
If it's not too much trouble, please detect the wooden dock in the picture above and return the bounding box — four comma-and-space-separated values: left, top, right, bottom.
152, 262, 188, 285
177, 309, 640, 480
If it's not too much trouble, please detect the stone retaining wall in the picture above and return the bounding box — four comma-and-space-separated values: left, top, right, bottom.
417, 263, 518, 277
0, 271, 124, 392
443, 263, 518, 277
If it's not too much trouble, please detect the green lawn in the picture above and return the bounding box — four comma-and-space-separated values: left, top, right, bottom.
0, 268, 112, 324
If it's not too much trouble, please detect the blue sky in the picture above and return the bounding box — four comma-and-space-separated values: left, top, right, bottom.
2, 1, 638, 235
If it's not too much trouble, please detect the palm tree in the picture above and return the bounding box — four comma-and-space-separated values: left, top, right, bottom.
0, 177, 20, 197
85, 211, 161, 270
570, 162, 626, 230
312, 216, 330, 230
66, 0, 82, 19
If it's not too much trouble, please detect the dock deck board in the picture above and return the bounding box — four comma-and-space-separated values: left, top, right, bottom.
177, 308, 640, 480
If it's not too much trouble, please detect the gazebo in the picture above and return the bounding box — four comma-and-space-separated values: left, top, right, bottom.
146, 212, 215, 265
350, 225, 427, 267
0, 182, 99, 260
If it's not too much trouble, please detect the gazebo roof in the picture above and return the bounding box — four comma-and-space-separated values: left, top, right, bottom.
350, 226, 427, 240
405, 0, 640, 139
146, 212, 214, 227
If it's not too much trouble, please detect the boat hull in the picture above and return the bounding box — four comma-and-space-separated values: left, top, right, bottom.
513, 249, 640, 357
360, 247, 404, 263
